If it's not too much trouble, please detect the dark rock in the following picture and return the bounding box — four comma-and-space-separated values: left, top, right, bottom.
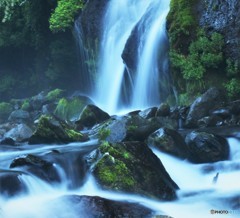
76, 104, 110, 128
10, 154, 60, 183
197, 115, 223, 128
0, 170, 27, 197
185, 131, 230, 163
139, 107, 158, 119
198, 0, 240, 61
30, 91, 47, 111
186, 88, 224, 127
8, 109, 31, 123
148, 128, 189, 159
0, 137, 15, 146
4, 123, 33, 142
29, 115, 89, 144
49, 195, 161, 218
91, 141, 179, 200
156, 103, 171, 117
211, 108, 231, 119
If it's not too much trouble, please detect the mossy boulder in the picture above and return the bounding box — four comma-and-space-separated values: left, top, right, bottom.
91, 141, 179, 200
29, 115, 89, 144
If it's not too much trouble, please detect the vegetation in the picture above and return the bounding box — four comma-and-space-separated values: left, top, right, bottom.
49, 0, 84, 32
0, 102, 12, 119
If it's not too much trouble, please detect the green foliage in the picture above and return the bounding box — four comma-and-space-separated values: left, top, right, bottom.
98, 128, 111, 141
170, 30, 224, 81
225, 79, 240, 99
46, 88, 64, 102
226, 59, 239, 77
167, 0, 197, 50
21, 99, 31, 111
49, 0, 84, 32
0, 74, 16, 93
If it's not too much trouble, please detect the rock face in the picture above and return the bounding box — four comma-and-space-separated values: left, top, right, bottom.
197, 0, 240, 61
90, 141, 179, 200
185, 131, 230, 163
29, 115, 89, 144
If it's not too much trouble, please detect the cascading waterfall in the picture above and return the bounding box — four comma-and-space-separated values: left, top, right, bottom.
93, 0, 170, 114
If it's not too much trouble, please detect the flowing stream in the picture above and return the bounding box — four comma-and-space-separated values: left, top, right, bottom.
0, 138, 240, 218
91, 0, 171, 114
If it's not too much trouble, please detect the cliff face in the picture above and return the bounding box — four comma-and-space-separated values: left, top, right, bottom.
197, 0, 240, 61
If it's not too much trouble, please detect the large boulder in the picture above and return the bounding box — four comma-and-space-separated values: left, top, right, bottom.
89, 141, 179, 200
29, 115, 89, 144
76, 104, 110, 128
0, 170, 27, 197
186, 88, 225, 127
10, 154, 60, 183
4, 123, 33, 142
148, 128, 189, 159
8, 109, 31, 123
48, 195, 168, 218
185, 131, 230, 163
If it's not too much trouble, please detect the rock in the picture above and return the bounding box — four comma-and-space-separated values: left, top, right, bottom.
198, 0, 240, 61
139, 107, 157, 119
185, 131, 230, 163
8, 109, 31, 123
30, 91, 47, 111
156, 103, 171, 117
0, 137, 15, 146
10, 154, 60, 183
91, 141, 179, 200
76, 104, 110, 128
29, 115, 89, 144
0, 170, 27, 197
4, 123, 33, 142
148, 128, 189, 159
48, 195, 162, 218
186, 88, 224, 127
197, 115, 223, 128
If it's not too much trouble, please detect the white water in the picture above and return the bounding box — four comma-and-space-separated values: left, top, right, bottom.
93, 0, 170, 114
0, 138, 240, 218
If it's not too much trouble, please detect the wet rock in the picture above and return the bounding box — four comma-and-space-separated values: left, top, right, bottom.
49, 195, 161, 218
91, 141, 179, 200
0, 170, 27, 197
156, 103, 171, 117
4, 123, 33, 142
186, 88, 225, 127
75, 104, 110, 128
10, 154, 60, 183
0, 137, 15, 146
185, 131, 230, 163
139, 107, 157, 119
29, 115, 89, 144
8, 109, 31, 123
197, 115, 223, 128
148, 128, 189, 159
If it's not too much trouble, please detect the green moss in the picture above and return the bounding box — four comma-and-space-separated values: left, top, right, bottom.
225, 78, 240, 100
95, 155, 136, 191
46, 88, 64, 102
98, 128, 111, 141
21, 99, 31, 111
54, 97, 84, 121
66, 129, 84, 141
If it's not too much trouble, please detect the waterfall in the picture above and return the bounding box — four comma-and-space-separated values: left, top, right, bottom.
92, 0, 170, 114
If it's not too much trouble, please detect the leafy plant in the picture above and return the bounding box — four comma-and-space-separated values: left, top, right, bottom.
225, 78, 240, 99
49, 0, 84, 32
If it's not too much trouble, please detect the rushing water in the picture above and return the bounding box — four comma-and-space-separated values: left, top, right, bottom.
92, 0, 170, 114
0, 138, 240, 218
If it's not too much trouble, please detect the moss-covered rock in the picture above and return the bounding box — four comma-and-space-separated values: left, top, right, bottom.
91, 141, 179, 200
29, 115, 89, 144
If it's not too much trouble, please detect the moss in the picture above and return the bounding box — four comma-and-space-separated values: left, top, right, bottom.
21, 100, 31, 111
98, 128, 111, 141
46, 88, 64, 102
95, 155, 136, 191
66, 129, 84, 141
54, 97, 84, 121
